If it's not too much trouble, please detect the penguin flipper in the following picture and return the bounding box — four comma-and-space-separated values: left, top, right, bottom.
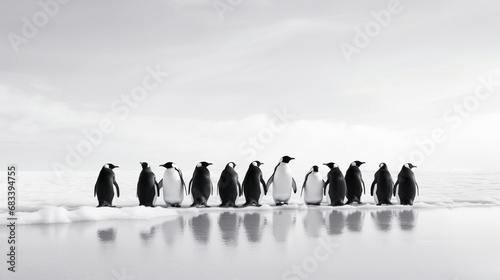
292, 177, 297, 193
260, 175, 268, 195
113, 179, 120, 198
416, 181, 420, 196
393, 180, 399, 196
266, 174, 274, 189
370, 181, 375, 196
155, 178, 161, 197
94, 183, 97, 197
175, 168, 187, 195
266, 164, 279, 187
362, 179, 366, 195
237, 179, 242, 197
188, 178, 193, 195
158, 179, 163, 191
301, 171, 312, 197
323, 179, 329, 195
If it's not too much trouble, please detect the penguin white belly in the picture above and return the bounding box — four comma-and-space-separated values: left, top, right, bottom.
304, 174, 324, 204
395, 185, 400, 204
272, 165, 293, 202
162, 170, 184, 204
373, 184, 379, 205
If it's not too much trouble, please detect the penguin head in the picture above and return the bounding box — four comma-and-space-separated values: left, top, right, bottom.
323, 162, 338, 169
379, 162, 387, 168
197, 161, 213, 168
104, 163, 119, 169
404, 163, 417, 169
140, 162, 149, 169
312, 165, 319, 172
351, 161, 365, 167
160, 162, 175, 169
281, 156, 295, 163
251, 161, 264, 167
227, 162, 237, 169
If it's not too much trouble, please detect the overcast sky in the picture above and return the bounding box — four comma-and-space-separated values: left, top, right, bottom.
1, 0, 500, 175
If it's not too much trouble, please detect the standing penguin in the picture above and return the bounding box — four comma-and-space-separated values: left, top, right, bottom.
189, 161, 213, 207
242, 161, 267, 207
218, 162, 242, 208
301, 165, 325, 205
394, 163, 419, 206
267, 156, 297, 206
137, 162, 159, 207
323, 162, 347, 206
371, 163, 394, 205
159, 162, 187, 207
94, 163, 120, 207
345, 161, 366, 204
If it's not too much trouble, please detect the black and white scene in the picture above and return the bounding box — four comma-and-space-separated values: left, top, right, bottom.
1, 0, 500, 279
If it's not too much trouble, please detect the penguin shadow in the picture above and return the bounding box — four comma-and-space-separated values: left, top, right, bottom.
139, 225, 158, 243
345, 211, 365, 233
97, 227, 117, 244
272, 210, 297, 243
302, 209, 325, 238
326, 210, 346, 235
189, 213, 211, 244
217, 212, 241, 246
161, 216, 185, 246
396, 209, 418, 231
243, 212, 267, 243
371, 210, 394, 232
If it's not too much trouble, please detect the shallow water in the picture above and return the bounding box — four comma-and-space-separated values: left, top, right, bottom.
2, 207, 500, 280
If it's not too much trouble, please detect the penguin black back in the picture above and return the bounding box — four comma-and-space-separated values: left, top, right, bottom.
218, 162, 241, 207
189, 161, 213, 207
345, 161, 366, 204
394, 163, 419, 205
242, 161, 266, 207
94, 163, 120, 207
324, 162, 347, 206
371, 163, 394, 205
137, 162, 159, 207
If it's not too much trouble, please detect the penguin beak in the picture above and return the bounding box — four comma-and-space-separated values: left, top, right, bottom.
208, 163, 213, 166
115, 166, 119, 168
159, 164, 164, 167
323, 163, 328, 166
290, 157, 295, 160
361, 162, 366, 165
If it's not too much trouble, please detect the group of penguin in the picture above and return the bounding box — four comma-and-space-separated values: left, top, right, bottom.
94, 156, 419, 208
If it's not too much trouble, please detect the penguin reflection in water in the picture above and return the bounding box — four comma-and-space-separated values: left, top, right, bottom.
189, 161, 213, 207
94, 163, 120, 207
137, 162, 160, 207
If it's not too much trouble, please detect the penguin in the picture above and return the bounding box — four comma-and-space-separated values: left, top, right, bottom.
217, 162, 242, 208
136, 162, 159, 207
242, 161, 267, 207
267, 156, 297, 206
371, 163, 394, 205
345, 160, 366, 204
323, 162, 346, 206
94, 163, 120, 207
394, 163, 419, 206
301, 165, 325, 205
159, 162, 187, 207
189, 161, 213, 207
